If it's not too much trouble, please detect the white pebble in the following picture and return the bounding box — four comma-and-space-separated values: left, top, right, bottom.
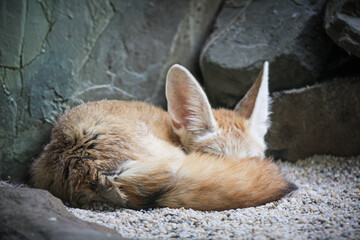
48, 217, 57, 222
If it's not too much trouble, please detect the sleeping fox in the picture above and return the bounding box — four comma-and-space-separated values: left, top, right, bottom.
30, 62, 297, 211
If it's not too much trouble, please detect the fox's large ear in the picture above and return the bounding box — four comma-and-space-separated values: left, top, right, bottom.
166, 64, 218, 135
234, 61, 270, 140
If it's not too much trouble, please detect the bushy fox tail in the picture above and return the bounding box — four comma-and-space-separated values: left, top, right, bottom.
154, 153, 297, 210
106, 152, 297, 211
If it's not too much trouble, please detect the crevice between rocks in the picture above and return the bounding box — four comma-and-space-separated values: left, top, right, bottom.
200, 0, 253, 61
75, 4, 116, 75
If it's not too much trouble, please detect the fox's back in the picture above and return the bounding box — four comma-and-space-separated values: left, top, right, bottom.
57, 100, 175, 142
30, 100, 182, 207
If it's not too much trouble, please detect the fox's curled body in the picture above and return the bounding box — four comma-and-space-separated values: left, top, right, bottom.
31, 63, 297, 210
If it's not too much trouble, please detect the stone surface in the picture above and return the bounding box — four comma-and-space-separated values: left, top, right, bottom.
0, 0, 222, 181
0, 187, 125, 240
0, 0, 26, 68
21, 0, 53, 66
157, 0, 222, 87
266, 78, 360, 161
324, 0, 360, 58
200, 0, 334, 108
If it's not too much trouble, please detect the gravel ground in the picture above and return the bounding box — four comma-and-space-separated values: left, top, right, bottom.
2, 155, 360, 239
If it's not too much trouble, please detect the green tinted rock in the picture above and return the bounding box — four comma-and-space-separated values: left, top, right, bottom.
0, 0, 26, 68
0, 0, 221, 181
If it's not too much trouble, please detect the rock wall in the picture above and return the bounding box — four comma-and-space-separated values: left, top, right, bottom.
266, 79, 360, 161
0, 0, 222, 181
200, 0, 332, 108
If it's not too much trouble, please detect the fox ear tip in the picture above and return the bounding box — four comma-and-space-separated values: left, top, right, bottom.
167, 64, 184, 84
169, 64, 185, 71
263, 61, 269, 70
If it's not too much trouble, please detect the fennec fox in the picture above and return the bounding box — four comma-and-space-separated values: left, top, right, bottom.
31, 62, 297, 210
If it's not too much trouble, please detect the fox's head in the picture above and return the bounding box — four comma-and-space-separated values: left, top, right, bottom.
166, 62, 270, 159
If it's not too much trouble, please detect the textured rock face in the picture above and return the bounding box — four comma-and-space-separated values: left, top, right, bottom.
266, 79, 360, 161
0, 0, 222, 181
200, 0, 333, 108
324, 0, 360, 58
0, 187, 125, 240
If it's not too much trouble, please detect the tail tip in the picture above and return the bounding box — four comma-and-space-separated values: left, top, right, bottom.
286, 182, 298, 194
